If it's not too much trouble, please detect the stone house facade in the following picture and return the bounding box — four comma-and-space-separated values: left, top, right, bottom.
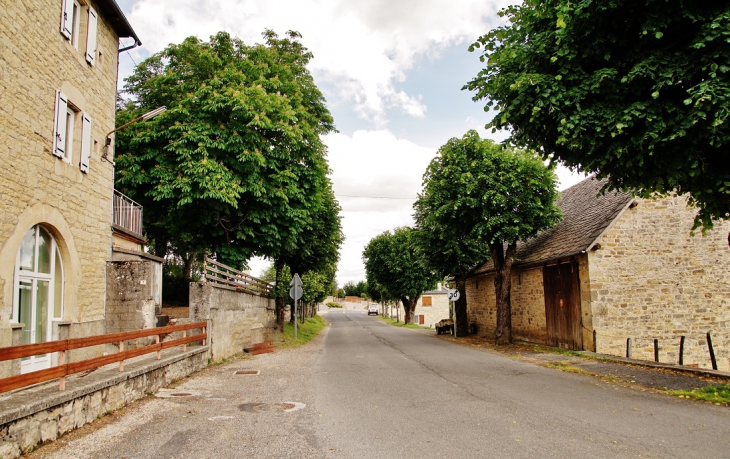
0, 0, 141, 376
413, 284, 450, 329
466, 177, 730, 371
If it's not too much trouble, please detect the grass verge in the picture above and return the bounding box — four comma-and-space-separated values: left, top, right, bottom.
669, 384, 730, 404
381, 317, 430, 329
279, 315, 327, 348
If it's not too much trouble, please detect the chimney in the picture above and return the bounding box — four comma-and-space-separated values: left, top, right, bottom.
437, 282, 442, 290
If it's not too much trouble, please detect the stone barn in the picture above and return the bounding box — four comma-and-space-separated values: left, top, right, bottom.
466, 176, 730, 371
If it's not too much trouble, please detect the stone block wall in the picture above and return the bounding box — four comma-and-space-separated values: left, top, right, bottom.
467, 265, 549, 343
588, 196, 730, 370
189, 283, 276, 361
105, 261, 160, 349
0, 0, 120, 359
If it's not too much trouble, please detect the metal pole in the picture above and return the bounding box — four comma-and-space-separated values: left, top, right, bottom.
294, 297, 298, 341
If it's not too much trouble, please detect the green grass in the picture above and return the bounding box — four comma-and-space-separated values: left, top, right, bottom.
669, 384, 730, 404
532, 345, 583, 357
381, 317, 429, 329
279, 315, 327, 348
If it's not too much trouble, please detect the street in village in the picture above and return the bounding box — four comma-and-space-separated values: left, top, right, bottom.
27, 308, 730, 459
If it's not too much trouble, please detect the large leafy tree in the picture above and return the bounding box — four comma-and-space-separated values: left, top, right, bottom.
115, 30, 335, 277
414, 130, 561, 343
362, 228, 437, 324
465, 1, 730, 232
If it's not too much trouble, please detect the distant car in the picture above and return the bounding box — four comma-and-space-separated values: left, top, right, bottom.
367, 304, 379, 316
435, 319, 454, 335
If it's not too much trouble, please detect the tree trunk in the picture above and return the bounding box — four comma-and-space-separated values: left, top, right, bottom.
275, 259, 286, 331
402, 298, 413, 324
453, 277, 469, 337
492, 242, 516, 345
182, 253, 195, 280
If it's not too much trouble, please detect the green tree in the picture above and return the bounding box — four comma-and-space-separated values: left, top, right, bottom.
465, 1, 730, 232
414, 130, 561, 343
115, 30, 335, 279
362, 227, 437, 324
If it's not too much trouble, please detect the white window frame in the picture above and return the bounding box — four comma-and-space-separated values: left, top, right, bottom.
63, 106, 76, 164
53, 90, 92, 171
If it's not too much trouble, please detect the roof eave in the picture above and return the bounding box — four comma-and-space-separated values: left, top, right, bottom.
96, 0, 141, 46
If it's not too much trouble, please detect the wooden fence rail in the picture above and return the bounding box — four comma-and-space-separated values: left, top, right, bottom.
0, 322, 207, 394
203, 257, 274, 297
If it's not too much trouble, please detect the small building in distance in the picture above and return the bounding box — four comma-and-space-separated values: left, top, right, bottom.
465, 176, 730, 371
413, 283, 450, 328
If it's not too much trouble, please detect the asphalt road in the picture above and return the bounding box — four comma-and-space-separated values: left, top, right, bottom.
32, 308, 730, 458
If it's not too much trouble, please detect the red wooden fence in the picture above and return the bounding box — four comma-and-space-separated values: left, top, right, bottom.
0, 322, 207, 394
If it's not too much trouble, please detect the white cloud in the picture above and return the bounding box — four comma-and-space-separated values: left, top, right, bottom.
126, 0, 511, 126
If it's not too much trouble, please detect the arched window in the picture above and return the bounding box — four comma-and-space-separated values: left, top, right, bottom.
13, 225, 64, 373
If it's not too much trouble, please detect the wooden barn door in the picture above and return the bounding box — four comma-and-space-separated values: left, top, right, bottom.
543, 262, 583, 350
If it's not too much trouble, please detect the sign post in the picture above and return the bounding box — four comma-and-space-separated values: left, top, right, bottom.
447, 289, 460, 336
289, 274, 303, 340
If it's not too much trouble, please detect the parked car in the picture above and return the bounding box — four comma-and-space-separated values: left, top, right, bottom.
368, 304, 379, 316
435, 318, 454, 335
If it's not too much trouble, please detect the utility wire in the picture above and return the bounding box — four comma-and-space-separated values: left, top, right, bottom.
336, 194, 417, 200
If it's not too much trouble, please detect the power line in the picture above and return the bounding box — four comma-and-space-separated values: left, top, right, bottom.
336, 194, 417, 200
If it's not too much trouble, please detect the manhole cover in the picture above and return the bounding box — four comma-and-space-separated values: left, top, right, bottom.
234, 370, 260, 375
238, 401, 306, 413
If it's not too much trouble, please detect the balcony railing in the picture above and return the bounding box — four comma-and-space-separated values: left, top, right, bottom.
113, 190, 143, 236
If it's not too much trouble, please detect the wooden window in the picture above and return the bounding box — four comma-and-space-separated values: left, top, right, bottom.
422, 296, 432, 306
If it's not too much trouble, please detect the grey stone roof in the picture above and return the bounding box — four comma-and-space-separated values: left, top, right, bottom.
423, 288, 448, 295
97, 0, 141, 44
472, 176, 633, 276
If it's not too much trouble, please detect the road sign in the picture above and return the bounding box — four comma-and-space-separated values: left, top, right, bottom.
289, 286, 303, 300
448, 289, 460, 302
290, 273, 302, 287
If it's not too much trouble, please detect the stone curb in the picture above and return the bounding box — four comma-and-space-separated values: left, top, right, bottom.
578, 351, 730, 381
0, 346, 208, 425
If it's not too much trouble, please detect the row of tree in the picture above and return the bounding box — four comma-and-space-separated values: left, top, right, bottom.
366, 1, 729, 344
114, 31, 344, 328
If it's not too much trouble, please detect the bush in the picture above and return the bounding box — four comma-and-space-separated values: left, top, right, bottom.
326, 302, 343, 308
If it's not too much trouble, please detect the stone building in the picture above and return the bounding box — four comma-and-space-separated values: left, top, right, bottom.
0, 0, 142, 376
413, 283, 450, 329
466, 176, 730, 371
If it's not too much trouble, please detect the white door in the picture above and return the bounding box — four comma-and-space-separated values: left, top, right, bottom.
14, 226, 63, 373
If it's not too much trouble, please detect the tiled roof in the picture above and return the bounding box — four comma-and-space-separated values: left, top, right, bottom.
424, 288, 448, 295
472, 176, 633, 276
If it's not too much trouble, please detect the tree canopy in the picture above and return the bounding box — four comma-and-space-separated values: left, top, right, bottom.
465, 1, 730, 231
414, 130, 561, 342
362, 227, 437, 324
115, 30, 336, 269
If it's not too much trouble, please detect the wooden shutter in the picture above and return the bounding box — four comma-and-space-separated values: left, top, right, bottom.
79, 113, 91, 173
85, 6, 98, 65
60, 0, 73, 40
53, 91, 68, 159
422, 296, 432, 306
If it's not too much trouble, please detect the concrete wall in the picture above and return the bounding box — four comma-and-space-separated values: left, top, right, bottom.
189, 283, 276, 361
0, 0, 120, 365
588, 196, 730, 370
0, 348, 208, 459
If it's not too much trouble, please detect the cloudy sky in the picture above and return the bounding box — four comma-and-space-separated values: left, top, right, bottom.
116, 0, 585, 285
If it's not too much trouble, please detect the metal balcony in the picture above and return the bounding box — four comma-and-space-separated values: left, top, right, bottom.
113, 190, 143, 236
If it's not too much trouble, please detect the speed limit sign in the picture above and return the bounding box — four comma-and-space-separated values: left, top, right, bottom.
448, 289, 460, 301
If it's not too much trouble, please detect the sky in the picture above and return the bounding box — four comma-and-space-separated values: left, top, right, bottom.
115, 0, 585, 285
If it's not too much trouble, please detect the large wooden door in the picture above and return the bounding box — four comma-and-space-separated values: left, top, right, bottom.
543, 262, 583, 350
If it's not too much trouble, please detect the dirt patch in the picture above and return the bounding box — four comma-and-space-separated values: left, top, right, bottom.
161, 306, 189, 320
435, 333, 728, 393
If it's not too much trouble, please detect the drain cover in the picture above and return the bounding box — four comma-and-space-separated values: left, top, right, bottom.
234, 370, 260, 375
238, 402, 306, 413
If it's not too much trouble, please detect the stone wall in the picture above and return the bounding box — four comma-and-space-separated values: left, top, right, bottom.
588, 196, 730, 370
0, 0, 120, 364
189, 283, 276, 361
466, 263, 552, 343
105, 261, 160, 348
0, 348, 208, 459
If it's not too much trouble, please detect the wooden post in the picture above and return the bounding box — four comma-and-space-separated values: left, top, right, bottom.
626, 338, 632, 359
59, 350, 67, 391
155, 334, 161, 360
654, 339, 659, 362
679, 336, 685, 365
183, 330, 187, 352
119, 341, 125, 371
593, 330, 597, 353
707, 332, 718, 370
203, 325, 207, 346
